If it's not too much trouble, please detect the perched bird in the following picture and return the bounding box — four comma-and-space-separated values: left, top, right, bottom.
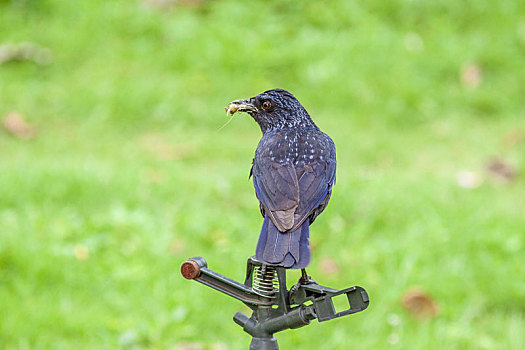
227, 89, 336, 273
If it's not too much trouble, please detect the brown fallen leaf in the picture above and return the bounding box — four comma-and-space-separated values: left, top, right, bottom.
319, 257, 340, 276
401, 287, 438, 320
2, 111, 36, 139
0, 42, 52, 65
460, 63, 482, 89
486, 158, 518, 182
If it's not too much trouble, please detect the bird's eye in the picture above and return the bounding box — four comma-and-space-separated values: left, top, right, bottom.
262, 101, 271, 110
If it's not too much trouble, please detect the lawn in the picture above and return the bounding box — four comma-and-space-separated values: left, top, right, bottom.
1, 0, 524, 349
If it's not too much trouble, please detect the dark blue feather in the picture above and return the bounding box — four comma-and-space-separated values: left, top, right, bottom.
256, 216, 310, 269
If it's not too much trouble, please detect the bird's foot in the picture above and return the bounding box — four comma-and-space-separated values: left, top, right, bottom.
300, 268, 316, 285
289, 270, 317, 295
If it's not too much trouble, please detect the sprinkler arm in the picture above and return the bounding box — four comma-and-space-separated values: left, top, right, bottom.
181, 256, 273, 307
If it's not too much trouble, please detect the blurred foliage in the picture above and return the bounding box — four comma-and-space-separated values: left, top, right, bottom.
1, 0, 525, 349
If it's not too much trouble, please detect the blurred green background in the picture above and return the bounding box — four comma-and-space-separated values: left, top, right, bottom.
1, 0, 525, 349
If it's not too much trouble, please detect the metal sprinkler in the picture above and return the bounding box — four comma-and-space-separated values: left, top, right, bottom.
181, 256, 369, 349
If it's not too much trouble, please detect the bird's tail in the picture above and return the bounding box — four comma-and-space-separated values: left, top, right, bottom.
255, 216, 310, 269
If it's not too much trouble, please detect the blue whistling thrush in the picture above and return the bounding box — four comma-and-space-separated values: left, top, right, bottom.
227, 89, 336, 269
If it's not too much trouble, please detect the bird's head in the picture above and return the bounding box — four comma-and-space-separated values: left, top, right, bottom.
226, 89, 315, 133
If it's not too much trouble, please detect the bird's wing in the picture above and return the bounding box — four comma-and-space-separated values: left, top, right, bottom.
253, 161, 300, 232
292, 160, 334, 228
253, 156, 336, 233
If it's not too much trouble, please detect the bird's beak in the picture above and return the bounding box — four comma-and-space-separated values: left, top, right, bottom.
225, 99, 257, 116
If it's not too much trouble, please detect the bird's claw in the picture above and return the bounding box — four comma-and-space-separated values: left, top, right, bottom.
289, 274, 317, 295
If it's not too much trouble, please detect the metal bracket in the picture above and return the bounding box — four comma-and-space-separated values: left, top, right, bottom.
181, 256, 369, 349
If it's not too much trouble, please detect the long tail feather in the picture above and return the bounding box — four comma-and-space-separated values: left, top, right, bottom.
255, 216, 310, 269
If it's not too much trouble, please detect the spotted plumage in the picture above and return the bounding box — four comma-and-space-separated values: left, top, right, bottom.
228, 89, 336, 269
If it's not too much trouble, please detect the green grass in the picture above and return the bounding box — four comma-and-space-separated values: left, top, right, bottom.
1, 0, 525, 349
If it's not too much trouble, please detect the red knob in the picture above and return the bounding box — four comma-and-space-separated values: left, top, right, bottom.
181, 260, 201, 279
